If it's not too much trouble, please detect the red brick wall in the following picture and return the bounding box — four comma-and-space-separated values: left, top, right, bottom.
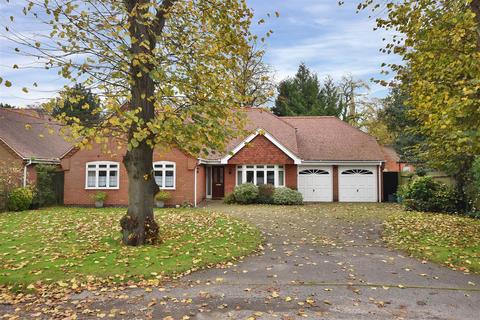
332, 165, 339, 202
285, 164, 297, 189
229, 135, 295, 165
62, 141, 203, 206
0, 142, 24, 185
224, 164, 236, 195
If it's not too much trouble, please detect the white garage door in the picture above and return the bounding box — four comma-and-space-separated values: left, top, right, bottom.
298, 167, 333, 202
339, 166, 377, 202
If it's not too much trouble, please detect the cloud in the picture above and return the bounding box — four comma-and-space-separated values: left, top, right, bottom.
0, 0, 400, 106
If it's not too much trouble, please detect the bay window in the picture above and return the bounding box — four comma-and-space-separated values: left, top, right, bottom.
153, 161, 176, 189
85, 161, 119, 189
236, 165, 285, 187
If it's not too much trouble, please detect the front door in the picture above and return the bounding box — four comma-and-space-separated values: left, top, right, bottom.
212, 166, 225, 199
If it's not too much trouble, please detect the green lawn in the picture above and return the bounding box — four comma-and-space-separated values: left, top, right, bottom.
383, 211, 480, 273
0, 207, 262, 290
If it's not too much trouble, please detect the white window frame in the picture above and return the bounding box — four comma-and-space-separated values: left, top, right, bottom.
236, 165, 285, 187
85, 161, 120, 190
153, 161, 176, 190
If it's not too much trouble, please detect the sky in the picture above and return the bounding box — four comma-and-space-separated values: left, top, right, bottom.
0, 0, 398, 107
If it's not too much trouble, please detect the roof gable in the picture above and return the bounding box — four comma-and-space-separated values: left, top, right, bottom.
220, 129, 301, 164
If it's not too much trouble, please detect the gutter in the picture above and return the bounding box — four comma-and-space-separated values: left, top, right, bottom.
23, 159, 33, 187
193, 162, 199, 208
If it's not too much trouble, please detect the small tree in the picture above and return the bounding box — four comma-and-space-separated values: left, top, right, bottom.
4, 0, 272, 245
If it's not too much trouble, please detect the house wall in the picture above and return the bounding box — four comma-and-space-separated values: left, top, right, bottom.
224, 164, 236, 195
229, 135, 295, 165
62, 141, 201, 206
0, 141, 38, 185
285, 164, 297, 189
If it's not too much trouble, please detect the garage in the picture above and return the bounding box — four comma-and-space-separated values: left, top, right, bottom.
297, 167, 333, 202
339, 166, 378, 202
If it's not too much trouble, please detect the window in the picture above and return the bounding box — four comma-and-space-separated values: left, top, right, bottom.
153, 161, 176, 189
299, 169, 329, 175
206, 166, 212, 197
85, 162, 119, 189
236, 165, 285, 187
341, 169, 373, 175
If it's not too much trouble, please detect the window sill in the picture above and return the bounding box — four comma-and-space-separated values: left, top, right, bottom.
85, 187, 120, 190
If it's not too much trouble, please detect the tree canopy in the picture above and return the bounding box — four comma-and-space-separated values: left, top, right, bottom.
3, 0, 272, 245
359, 0, 480, 209
272, 63, 369, 123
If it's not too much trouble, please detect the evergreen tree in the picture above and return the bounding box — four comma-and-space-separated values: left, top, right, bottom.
0, 103, 15, 108
50, 84, 101, 127
319, 76, 343, 117
273, 64, 366, 119
273, 63, 323, 116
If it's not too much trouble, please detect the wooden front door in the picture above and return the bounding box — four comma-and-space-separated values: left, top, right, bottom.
212, 166, 225, 199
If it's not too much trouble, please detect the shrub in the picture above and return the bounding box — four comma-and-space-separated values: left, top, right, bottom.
223, 193, 236, 204
155, 190, 171, 202
272, 187, 303, 205
92, 191, 107, 202
257, 184, 275, 204
397, 176, 459, 213
7, 187, 33, 211
233, 183, 259, 204
33, 164, 57, 207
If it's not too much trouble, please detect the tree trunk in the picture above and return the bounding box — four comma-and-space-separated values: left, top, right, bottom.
121, 142, 159, 245
120, 0, 165, 246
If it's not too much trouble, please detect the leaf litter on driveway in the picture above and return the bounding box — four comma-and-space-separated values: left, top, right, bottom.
2, 203, 480, 319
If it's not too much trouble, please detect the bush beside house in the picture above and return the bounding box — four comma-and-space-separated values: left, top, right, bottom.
257, 184, 275, 204
273, 187, 303, 205
33, 164, 57, 207
226, 184, 303, 205
7, 187, 33, 212
398, 176, 459, 213
233, 183, 259, 204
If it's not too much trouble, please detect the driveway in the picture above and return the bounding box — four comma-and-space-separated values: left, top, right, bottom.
5, 203, 480, 319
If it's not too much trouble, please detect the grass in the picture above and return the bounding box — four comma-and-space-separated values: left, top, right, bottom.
0, 207, 262, 290
383, 211, 480, 273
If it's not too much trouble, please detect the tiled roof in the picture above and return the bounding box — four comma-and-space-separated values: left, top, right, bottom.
0, 108, 73, 161
205, 109, 385, 162
204, 108, 300, 160
281, 116, 385, 161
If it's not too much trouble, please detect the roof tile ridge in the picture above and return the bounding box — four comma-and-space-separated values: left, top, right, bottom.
2, 108, 46, 121
263, 111, 297, 129
281, 115, 337, 119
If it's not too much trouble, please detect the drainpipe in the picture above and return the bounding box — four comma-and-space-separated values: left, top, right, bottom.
193, 163, 198, 208
23, 159, 32, 187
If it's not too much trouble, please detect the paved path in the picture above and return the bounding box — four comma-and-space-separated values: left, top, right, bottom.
71, 203, 480, 319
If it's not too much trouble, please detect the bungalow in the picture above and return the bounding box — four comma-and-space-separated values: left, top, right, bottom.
59, 108, 396, 206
